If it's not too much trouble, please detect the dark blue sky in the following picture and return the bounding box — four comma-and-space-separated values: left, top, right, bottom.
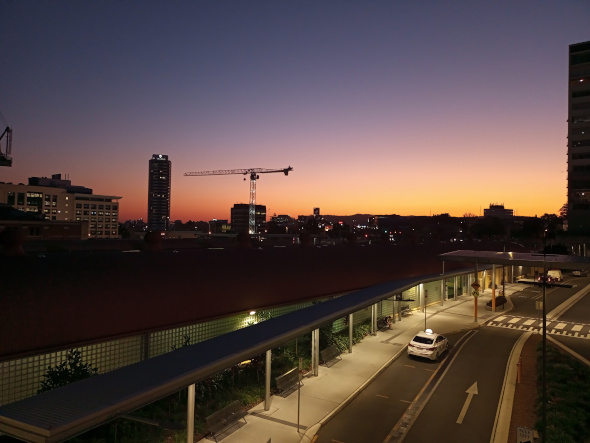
1, 1, 588, 221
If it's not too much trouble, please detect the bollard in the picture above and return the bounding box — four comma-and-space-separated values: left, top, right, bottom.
517, 356, 522, 383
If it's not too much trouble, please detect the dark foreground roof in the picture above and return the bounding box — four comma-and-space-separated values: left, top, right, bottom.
0, 275, 426, 443
1, 241, 521, 360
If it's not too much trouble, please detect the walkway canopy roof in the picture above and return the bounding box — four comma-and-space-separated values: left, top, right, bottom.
439, 250, 590, 270
0, 273, 447, 443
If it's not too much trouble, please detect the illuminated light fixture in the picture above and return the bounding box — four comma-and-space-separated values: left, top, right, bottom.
425, 328, 433, 334
249, 310, 256, 316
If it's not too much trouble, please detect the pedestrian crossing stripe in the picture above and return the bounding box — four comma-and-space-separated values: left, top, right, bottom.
486, 315, 590, 340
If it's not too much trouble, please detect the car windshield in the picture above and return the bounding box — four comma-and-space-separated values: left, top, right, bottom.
413, 335, 434, 345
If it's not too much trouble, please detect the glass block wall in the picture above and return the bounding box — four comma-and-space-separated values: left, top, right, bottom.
0, 272, 473, 406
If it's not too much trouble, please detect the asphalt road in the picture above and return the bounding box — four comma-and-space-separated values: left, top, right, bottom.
314, 332, 469, 443
399, 327, 521, 443
314, 276, 590, 443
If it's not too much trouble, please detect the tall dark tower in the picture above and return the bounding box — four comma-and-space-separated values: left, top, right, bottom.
567, 41, 590, 233
147, 154, 171, 232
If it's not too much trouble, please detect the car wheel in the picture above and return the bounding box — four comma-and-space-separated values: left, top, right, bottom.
432, 351, 438, 361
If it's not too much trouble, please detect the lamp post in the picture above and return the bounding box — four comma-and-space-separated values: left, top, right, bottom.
541, 238, 548, 442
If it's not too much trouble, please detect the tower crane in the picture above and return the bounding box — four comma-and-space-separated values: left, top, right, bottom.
184, 166, 293, 234
0, 111, 12, 167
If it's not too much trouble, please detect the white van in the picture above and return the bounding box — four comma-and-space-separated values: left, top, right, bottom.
548, 269, 563, 282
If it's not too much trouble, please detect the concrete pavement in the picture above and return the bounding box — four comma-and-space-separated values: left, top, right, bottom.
196, 284, 523, 443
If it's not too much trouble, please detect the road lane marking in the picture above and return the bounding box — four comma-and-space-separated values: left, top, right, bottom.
572, 325, 583, 332
376, 394, 389, 399
456, 382, 478, 424
554, 323, 567, 330
523, 319, 535, 326
508, 317, 520, 324
404, 365, 415, 368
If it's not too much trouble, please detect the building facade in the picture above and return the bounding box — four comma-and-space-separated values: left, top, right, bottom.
231, 203, 266, 233
568, 41, 590, 233
483, 204, 514, 219
147, 154, 171, 232
0, 174, 120, 238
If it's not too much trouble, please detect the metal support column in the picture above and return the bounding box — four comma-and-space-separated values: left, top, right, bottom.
187, 383, 195, 443
371, 304, 376, 335
310, 331, 316, 373
348, 313, 353, 353
265, 350, 271, 410
313, 329, 319, 376
419, 284, 424, 312
440, 279, 445, 305
491, 264, 496, 312
474, 260, 479, 322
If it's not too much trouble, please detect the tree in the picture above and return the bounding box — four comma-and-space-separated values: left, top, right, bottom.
38, 349, 98, 393
559, 203, 568, 219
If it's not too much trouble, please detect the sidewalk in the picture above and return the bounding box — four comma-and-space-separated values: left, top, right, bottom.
196, 284, 523, 443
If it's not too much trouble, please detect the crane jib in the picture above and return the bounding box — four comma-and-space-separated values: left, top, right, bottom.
183, 166, 293, 234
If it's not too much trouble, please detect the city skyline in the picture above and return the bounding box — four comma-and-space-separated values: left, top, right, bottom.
1, 1, 589, 222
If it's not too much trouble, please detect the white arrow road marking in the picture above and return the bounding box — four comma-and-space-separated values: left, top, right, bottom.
456, 382, 478, 424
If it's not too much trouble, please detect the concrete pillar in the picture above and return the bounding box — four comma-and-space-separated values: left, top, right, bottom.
265, 350, 271, 410
371, 304, 376, 335
440, 279, 445, 305
187, 383, 195, 443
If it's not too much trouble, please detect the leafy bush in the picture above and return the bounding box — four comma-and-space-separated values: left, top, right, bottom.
536, 343, 590, 443
38, 349, 98, 393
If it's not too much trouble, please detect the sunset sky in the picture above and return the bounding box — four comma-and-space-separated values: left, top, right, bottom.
1, 1, 588, 222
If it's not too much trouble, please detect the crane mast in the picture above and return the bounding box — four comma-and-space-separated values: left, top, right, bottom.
0, 126, 12, 167
0, 109, 13, 167
185, 166, 293, 234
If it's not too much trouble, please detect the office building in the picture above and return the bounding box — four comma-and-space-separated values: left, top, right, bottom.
0, 174, 120, 238
568, 41, 590, 233
231, 203, 266, 233
483, 204, 514, 219
147, 154, 171, 232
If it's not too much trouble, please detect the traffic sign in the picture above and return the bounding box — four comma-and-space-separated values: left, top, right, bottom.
517, 426, 534, 443
471, 281, 481, 290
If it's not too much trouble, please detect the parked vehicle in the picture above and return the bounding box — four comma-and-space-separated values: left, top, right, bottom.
547, 269, 563, 282
407, 329, 448, 361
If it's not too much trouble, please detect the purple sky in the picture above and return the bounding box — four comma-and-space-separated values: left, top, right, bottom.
1, 1, 588, 222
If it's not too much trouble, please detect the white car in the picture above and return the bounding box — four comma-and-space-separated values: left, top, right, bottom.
407, 329, 448, 361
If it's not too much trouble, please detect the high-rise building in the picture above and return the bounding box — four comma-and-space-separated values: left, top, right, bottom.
147, 154, 171, 232
567, 41, 590, 233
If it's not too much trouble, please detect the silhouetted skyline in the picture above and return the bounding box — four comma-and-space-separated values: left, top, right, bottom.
1, 1, 588, 222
